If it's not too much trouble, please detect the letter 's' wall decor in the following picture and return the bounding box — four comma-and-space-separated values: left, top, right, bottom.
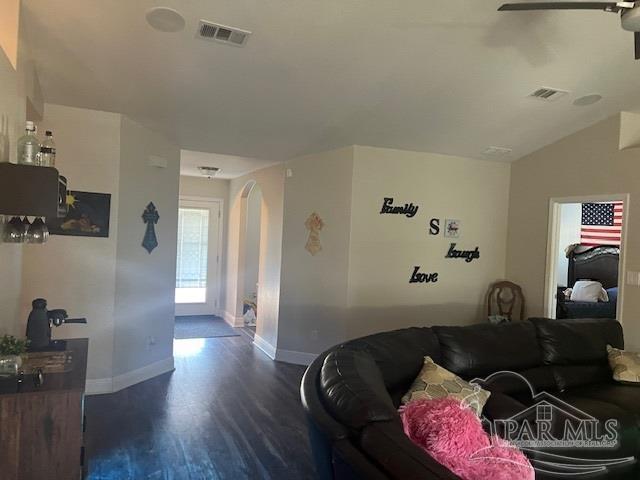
409, 266, 439, 284
379, 197, 419, 218
429, 218, 440, 235
445, 243, 480, 263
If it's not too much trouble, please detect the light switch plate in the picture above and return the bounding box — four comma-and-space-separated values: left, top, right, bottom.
148, 155, 167, 168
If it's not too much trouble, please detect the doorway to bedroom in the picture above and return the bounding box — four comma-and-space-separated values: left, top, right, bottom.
544, 195, 629, 322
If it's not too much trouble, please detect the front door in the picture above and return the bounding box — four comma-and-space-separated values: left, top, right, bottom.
175, 199, 221, 316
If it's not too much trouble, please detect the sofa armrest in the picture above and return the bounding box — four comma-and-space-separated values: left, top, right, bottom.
359, 420, 462, 480
302, 352, 352, 480
332, 438, 391, 480
321, 347, 398, 429
301, 353, 351, 441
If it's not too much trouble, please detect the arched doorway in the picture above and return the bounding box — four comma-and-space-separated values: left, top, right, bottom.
241, 183, 263, 332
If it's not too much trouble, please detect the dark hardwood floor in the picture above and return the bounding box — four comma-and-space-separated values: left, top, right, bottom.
85, 335, 314, 480
240, 325, 256, 340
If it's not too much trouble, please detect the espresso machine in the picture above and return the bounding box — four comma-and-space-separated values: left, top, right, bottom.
26, 298, 87, 351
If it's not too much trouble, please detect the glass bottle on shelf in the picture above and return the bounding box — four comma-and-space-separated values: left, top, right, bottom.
39, 130, 56, 167
17, 121, 40, 165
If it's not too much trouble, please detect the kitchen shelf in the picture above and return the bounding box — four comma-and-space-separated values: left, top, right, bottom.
0, 163, 63, 218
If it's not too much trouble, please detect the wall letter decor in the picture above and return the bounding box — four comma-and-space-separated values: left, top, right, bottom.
445, 243, 480, 263
429, 218, 440, 235
305, 212, 324, 256
379, 197, 419, 218
444, 219, 460, 238
142, 202, 159, 254
409, 266, 439, 284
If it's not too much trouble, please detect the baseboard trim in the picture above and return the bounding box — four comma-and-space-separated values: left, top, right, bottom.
86, 356, 175, 396
113, 356, 175, 393
223, 310, 244, 328
85, 377, 114, 395
253, 334, 276, 359
275, 349, 317, 366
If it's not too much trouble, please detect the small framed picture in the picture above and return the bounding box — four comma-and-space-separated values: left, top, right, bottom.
48, 191, 111, 238
444, 219, 460, 238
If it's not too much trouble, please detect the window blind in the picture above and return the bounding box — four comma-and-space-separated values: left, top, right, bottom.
176, 208, 209, 289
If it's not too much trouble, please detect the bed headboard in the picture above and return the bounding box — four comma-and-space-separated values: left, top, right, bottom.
568, 245, 620, 290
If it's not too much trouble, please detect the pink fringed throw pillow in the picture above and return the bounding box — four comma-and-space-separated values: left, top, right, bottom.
401, 397, 534, 480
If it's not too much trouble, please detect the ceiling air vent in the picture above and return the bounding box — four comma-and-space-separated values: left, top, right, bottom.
482, 146, 512, 157
196, 20, 251, 46
528, 87, 569, 102
198, 166, 220, 178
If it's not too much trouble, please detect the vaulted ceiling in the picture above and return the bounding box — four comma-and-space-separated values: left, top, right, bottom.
22, 0, 640, 173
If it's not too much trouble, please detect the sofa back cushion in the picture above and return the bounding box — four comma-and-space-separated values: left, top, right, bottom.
532, 318, 623, 365
478, 366, 556, 396
433, 322, 542, 378
344, 327, 440, 391
320, 347, 398, 430
552, 365, 614, 391
532, 318, 624, 391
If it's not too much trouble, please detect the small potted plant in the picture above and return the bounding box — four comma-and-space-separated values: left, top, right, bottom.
0, 335, 29, 376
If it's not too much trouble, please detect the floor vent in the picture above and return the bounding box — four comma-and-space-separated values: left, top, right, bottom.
196, 20, 251, 47
528, 87, 569, 102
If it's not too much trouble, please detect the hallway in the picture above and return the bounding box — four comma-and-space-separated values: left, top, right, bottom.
85, 335, 314, 479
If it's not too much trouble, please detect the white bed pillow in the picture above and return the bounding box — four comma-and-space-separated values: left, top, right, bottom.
570, 280, 608, 303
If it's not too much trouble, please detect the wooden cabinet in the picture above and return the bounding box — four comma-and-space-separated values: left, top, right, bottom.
0, 163, 65, 218
0, 339, 88, 480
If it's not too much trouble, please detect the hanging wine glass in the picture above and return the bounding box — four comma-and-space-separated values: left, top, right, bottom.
26, 217, 49, 244
3, 217, 25, 243
22, 217, 31, 236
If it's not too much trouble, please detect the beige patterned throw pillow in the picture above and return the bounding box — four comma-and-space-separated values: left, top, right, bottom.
401, 356, 490, 416
607, 345, 640, 384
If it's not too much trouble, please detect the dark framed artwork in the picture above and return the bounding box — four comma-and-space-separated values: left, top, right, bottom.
48, 191, 111, 238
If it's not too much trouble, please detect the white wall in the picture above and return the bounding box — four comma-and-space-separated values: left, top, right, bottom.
556, 203, 582, 287
112, 116, 180, 378
274, 145, 511, 359
0, 35, 23, 337
179, 175, 229, 200
20, 104, 120, 381
506, 114, 640, 349
278, 147, 355, 356
244, 185, 262, 302
0, 0, 20, 70
18, 104, 180, 391
0, 1, 42, 337
346, 146, 511, 339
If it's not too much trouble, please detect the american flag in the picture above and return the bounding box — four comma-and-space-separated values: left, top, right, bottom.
581, 202, 623, 247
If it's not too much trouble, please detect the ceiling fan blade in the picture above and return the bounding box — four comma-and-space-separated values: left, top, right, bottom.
635, 31, 640, 59
498, 2, 624, 12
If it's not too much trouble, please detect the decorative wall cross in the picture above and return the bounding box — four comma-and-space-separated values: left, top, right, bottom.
304, 212, 324, 256
142, 202, 159, 254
